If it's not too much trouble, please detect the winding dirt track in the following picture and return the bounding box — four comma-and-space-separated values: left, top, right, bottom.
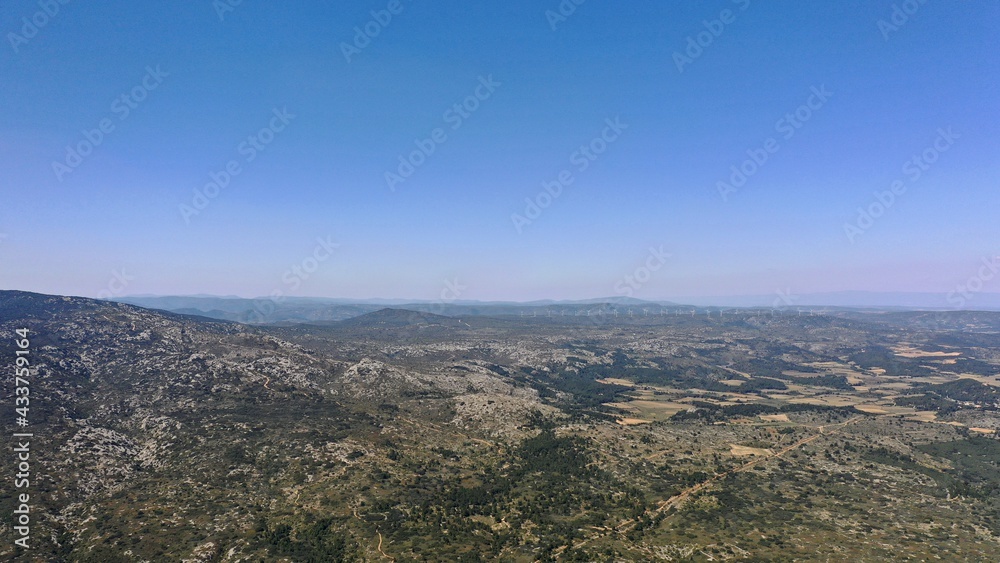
376, 530, 394, 561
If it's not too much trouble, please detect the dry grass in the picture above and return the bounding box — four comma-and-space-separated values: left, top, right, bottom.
616, 418, 652, 426
596, 378, 636, 387
759, 414, 790, 422
854, 404, 890, 415
729, 444, 772, 456
893, 346, 962, 359
788, 395, 863, 408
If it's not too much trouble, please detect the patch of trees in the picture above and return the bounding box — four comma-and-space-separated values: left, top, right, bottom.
671, 403, 856, 423
946, 358, 998, 376
928, 379, 1000, 404
254, 517, 355, 562
848, 345, 935, 377
671, 403, 783, 422
917, 438, 1000, 501
777, 373, 855, 390
931, 332, 1000, 349
900, 379, 1000, 412
894, 394, 958, 414
620, 364, 733, 392
728, 357, 817, 378
738, 377, 788, 393
517, 430, 596, 479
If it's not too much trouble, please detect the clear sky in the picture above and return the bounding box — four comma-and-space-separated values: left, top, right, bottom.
1, 0, 998, 303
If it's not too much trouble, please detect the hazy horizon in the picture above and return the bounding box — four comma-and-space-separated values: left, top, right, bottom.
89, 290, 1000, 313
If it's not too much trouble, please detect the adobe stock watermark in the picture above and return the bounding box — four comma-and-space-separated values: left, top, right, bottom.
772, 287, 798, 310
511, 116, 628, 233
213, 0, 245, 22
946, 255, 999, 309
51, 65, 168, 183
7, 0, 71, 54
614, 245, 672, 297
545, 0, 588, 31
244, 236, 341, 323
428, 278, 467, 316
96, 269, 135, 300
341, 0, 409, 63
878, 0, 929, 41
716, 85, 833, 202
673, 0, 751, 73
384, 75, 501, 192
179, 107, 295, 223
843, 127, 958, 243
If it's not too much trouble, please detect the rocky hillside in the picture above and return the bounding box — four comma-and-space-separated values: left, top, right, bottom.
0, 292, 536, 561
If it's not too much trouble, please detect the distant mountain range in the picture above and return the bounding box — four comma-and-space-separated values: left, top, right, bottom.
110, 295, 666, 324
675, 291, 1000, 310
109, 291, 1000, 324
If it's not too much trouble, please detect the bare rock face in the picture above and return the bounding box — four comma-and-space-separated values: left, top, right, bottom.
337, 357, 424, 400
43, 417, 144, 531
451, 392, 556, 440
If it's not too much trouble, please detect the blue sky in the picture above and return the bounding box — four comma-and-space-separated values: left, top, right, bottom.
1, 0, 998, 302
